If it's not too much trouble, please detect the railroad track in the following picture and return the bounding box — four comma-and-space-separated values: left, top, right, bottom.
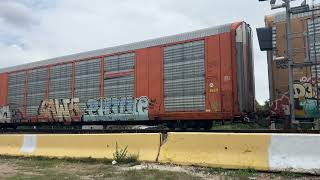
0, 129, 319, 134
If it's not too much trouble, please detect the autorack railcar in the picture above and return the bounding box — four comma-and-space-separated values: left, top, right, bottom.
0, 21, 255, 128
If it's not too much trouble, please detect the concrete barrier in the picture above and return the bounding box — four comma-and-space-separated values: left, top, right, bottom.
158, 133, 320, 174
0, 132, 319, 174
269, 134, 320, 174
158, 133, 271, 170
0, 133, 161, 162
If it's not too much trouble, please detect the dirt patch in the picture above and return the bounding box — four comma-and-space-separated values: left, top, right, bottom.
0, 163, 19, 178
120, 163, 227, 180
119, 163, 320, 180
55, 163, 88, 174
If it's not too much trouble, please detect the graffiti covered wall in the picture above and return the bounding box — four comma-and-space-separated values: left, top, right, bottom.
272, 77, 320, 118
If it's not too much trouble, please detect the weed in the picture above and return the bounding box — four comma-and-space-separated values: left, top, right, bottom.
113, 142, 139, 164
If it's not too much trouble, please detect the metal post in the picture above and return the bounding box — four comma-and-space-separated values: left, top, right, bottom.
310, 0, 320, 130
285, 0, 296, 128
315, 119, 320, 130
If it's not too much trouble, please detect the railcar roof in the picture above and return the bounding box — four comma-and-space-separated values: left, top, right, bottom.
0, 22, 234, 74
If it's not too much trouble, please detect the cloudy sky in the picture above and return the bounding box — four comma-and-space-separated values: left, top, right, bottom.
0, 0, 284, 104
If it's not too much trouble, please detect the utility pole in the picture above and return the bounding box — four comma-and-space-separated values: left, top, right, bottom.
284, 0, 296, 128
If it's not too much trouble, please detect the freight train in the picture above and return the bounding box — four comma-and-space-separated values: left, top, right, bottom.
0, 21, 255, 129
265, 9, 320, 121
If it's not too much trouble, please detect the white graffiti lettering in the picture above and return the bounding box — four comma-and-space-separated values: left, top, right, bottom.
0, 106, 11, 123
294, 82, 320, 99
38, 98, 81, 122
83, 96, 149, 121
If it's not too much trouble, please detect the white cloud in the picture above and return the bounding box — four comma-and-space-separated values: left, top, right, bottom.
0, 0, 276, 103
0, 1, 38, 28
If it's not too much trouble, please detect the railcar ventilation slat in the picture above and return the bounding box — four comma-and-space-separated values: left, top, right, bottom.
49, 64, 72, 100
75, 59, 101, 111
164, 40, 205, 112
26, 68, 48, 116
8, 72, 25, 111
104, 53, 135, 98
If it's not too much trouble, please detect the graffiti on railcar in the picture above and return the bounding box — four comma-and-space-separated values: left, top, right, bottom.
38, 98, 81, 121
37, 96, 149, 121
271, 93, 290, 116
275, 59, 289, 69
271, 76, 320, 118
10, 107, 24, 123
0, 106, 23, 123
1, 96, 149, 122
83, 96, 149, 121
0, 106, 11, 123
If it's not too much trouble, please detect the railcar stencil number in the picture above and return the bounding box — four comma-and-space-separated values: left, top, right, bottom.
224, 76, 231, 81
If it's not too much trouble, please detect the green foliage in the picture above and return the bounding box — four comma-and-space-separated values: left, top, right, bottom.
206, 167, 226, 175
206, 167, 258, 178
231, 168, 257, 178
279, 171, 304, 178
256, 100, 271, 117
113, 142, 138, 164
258, 100, 270, 111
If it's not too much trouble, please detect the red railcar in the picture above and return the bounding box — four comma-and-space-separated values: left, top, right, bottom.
0, 22, 254, 126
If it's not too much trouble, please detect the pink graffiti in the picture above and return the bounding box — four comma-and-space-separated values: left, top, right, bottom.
271, 93, 290, 116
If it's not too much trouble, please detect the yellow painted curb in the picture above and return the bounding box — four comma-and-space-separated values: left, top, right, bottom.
158, 133, 271, 170
0, 135, 24, 156
0, 133, 161, 162
34, 133, 161, 161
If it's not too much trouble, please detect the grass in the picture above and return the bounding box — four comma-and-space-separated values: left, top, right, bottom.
0, 155, 113, 165
0, 156, 201, 180
0, 156, 316, 180
279, 171, 305, 178
204, 167, 317, 180
120, 169, 199, 180
6, 171, 79, 180
206, 167, 258, 179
